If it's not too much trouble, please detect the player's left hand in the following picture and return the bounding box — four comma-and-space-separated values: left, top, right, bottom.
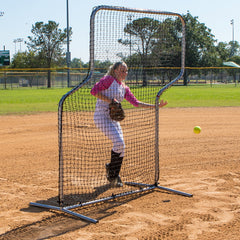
159, 100, 168, 108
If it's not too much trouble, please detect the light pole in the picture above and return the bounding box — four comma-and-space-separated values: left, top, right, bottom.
13, 38, 24, 53
230, 19, 235, 57
66, 0, 70, 87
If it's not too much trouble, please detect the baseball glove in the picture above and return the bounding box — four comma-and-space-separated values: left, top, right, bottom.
109, 99, 125, 121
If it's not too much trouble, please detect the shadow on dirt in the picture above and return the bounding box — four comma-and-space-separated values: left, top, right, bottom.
0, 189, 154, 240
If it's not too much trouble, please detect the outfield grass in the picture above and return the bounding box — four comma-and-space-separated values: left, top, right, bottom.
162, 84, 240, 108
0, 88, 70, 115
0, 84, 239, 115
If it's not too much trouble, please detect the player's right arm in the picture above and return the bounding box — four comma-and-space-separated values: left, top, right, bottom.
124, 86, 167, 108
137, 100, 168, 108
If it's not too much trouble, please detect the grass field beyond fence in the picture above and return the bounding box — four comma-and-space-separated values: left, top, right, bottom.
0, 84, 239, 115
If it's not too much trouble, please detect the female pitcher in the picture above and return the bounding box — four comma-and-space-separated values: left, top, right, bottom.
91, 61, 167, 187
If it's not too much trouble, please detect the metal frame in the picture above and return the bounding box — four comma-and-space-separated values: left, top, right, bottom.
30, 5, 192, 223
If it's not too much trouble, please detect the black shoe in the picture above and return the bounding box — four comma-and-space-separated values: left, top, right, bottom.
111, 176, 123, 188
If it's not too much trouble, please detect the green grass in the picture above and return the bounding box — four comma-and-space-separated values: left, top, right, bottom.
0, 88, 71, 115
0, 84, 240, 115
161, 84, 240, 108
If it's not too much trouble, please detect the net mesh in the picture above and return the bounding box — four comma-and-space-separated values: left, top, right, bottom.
59, 6, 184, 206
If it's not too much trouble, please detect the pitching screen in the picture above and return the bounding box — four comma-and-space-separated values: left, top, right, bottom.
59, 6, 185, 206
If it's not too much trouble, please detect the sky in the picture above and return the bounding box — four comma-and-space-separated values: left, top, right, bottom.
1, 0, 240, 63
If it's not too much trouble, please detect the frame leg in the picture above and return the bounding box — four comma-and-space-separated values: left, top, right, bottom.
125, 182, 192, 197
156, 185, 193, 197
29, 184, 192, 223
29, 202, 98, 223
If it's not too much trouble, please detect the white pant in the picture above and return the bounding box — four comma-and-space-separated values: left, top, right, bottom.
94, 108, 125, 157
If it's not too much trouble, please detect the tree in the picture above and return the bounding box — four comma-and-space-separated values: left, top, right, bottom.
224, 50, 240, 84
11, 51, 35, 68
181, 12, 217, 84
119, 17, 161, 86
26, 20, 72, 87
183, 12, 216, 67
11, 50, 50, 68
119, 13, 217, 86
150, 18, 183, 82
229, 40, 240, 57
71, 58, 83, 68
216, 41, 240, 63
216, 42, 230, 62
70, 58, 90, 70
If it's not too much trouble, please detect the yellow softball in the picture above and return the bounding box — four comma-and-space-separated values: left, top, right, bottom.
193, 126, 201, 134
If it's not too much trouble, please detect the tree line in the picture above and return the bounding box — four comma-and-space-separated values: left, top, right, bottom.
9, 12, 240, 87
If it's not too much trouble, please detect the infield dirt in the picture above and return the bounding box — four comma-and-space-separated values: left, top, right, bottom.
0, 107, 240, 240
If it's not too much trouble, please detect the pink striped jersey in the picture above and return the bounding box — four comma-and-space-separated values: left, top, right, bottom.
90, 75, 139, 109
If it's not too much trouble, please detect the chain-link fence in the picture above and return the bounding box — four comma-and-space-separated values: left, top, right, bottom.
0, 68, 89, 89
0, 67, 239, 89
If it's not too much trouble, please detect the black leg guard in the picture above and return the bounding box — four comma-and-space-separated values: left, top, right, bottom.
106, 150, 123, 182
111, 150, 123, 178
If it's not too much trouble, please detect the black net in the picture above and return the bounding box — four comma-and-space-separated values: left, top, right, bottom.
59, 6, 184, 206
